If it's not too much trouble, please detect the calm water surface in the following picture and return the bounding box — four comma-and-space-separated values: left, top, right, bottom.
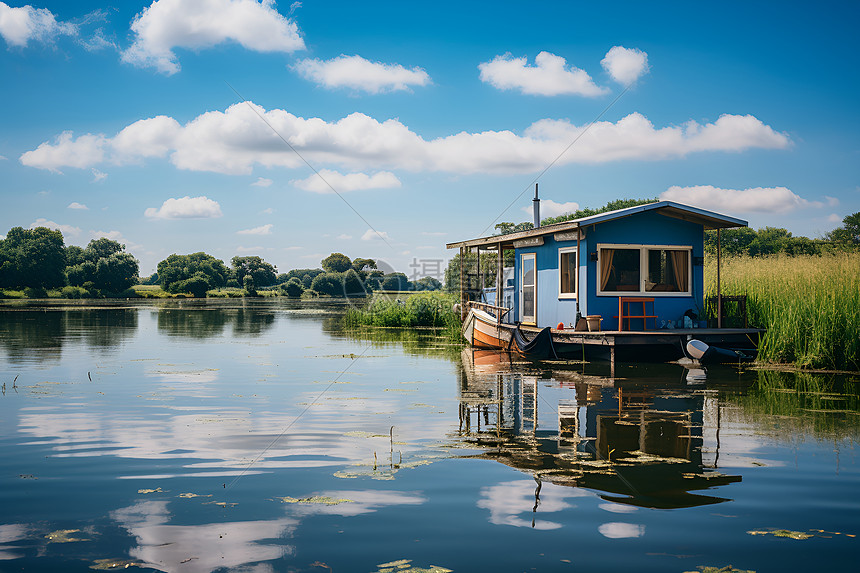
0, 300, 857, 572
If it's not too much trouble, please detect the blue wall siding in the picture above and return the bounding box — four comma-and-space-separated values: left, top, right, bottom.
583, 211, 704, 329
513, 211, 704, 329
514, 235, 582, 327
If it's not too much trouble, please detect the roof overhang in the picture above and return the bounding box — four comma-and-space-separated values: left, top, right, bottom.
446, 201, 747, 250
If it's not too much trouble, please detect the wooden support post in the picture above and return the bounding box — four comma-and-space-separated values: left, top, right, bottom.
717, 228, 722, 329
459, 246, 465, 321
496, 243, 503, 325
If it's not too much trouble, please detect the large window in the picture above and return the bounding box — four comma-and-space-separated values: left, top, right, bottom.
558, 247, 578, 299
597, 244, 691, 296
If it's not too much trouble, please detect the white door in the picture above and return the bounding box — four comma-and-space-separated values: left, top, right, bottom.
520, 253, 536, 324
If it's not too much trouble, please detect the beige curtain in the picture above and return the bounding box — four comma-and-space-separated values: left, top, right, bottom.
600, 249, 614, 291
670, 250, 689, 292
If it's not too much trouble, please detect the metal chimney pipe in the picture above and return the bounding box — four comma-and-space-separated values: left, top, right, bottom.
532, 183, 540, 228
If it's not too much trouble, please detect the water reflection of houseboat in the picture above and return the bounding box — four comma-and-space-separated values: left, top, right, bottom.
457, 349, 741, 509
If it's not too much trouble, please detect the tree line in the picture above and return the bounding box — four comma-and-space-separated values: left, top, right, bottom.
0, 225, 442, 298
0, 227, 139, 297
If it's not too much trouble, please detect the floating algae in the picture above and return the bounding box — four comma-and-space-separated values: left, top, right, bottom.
373, 559, 452, 573
747, 529, 814, 540
90, 558, 145, 570
683, 567, 755, 573
45, 529, 88, 543
178, 492, 212, 498
277, 495, 354, 505
137, 488, 164, 494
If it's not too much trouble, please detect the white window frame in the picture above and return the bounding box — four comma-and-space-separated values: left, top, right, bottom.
596, 243, 693, 297
558, 246, 578, 300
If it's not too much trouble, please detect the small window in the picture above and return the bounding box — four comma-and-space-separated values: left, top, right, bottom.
559, 247, 577, 298
599, 248, 640, 292
645, 249, 689, 292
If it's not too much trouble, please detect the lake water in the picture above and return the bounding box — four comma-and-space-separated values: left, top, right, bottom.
0, 299, 857, 573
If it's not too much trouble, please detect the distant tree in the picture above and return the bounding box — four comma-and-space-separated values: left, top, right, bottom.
65, 245, 86, 267
283, 277, 304, 297
84, 237, 124, 263
310, 272, 342, 296
827, 212, 860, 245
157, 252, 229, 294
301, 274, 313, 288
540, 198, 660, 226
140, 272, 159, 285
321, 252, 352, 273
413, 276, 442, 291
494, 221, 534, 236
231, 256, 277, 287
381, 272, 410, 291
176, 272, 213, 298
0, 226, 66, 289
351, 258, 376, 279
342, 269, 366, 295
95, 252, 139, 292
243, 274, 257, 296
65, 238, 139, 293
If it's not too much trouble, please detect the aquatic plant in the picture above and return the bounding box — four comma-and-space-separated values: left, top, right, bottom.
344, 292, 461, 336
705, 252, 860, 370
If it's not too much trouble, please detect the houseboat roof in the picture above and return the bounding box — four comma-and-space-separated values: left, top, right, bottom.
446, 201, 747, 250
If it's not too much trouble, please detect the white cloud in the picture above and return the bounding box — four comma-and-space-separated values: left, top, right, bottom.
144, 195, 223, 219
122, 0, 305, 75
478, 51, 607, 97
292, 169, 401, 193
0, 154, 6, 160
522, 199, 580, 218
660, 185, 818, 214
0, 2, 76, 48
90, 230, 124, 241
20, 131, 106, 173
824, 195, 839, 207
235, 245, 265, 253
260, 207, 274, 214
601, 46, 649, 85
20, 104, 791, 175
251, 177, 273, 187
361, 229, 390, 241
293, 54, 430, 94
29, 218, 81, 236
91, 168, 107, 182
336, 233, 352, 240
68, 201, 88, 210
237, 223, 272, 235
827, 213, 842, 223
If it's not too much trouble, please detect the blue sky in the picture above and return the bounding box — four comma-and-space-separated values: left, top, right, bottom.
1, 0, 858, 277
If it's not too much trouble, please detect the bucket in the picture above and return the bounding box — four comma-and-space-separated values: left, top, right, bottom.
586, 315, 601, 332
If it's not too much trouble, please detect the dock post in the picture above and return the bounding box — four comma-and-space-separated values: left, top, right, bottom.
610, 346, 616, 378
496, 243, 503, 324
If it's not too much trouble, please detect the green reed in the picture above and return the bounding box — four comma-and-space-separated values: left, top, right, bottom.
343, 291, 462, 340
705, 252, 860, 370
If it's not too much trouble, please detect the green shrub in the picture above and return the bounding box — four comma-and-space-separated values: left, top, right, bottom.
60, 286, 89, 299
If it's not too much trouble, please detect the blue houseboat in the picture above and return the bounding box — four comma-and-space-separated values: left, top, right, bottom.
447, 199, 763, 364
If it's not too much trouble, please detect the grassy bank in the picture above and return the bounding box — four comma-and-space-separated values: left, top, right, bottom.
343, 291, 461, 340
705, 252, 860, 370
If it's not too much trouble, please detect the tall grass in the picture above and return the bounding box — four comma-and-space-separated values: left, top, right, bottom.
343, 291, 461, 340
705, 252, 860, 370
